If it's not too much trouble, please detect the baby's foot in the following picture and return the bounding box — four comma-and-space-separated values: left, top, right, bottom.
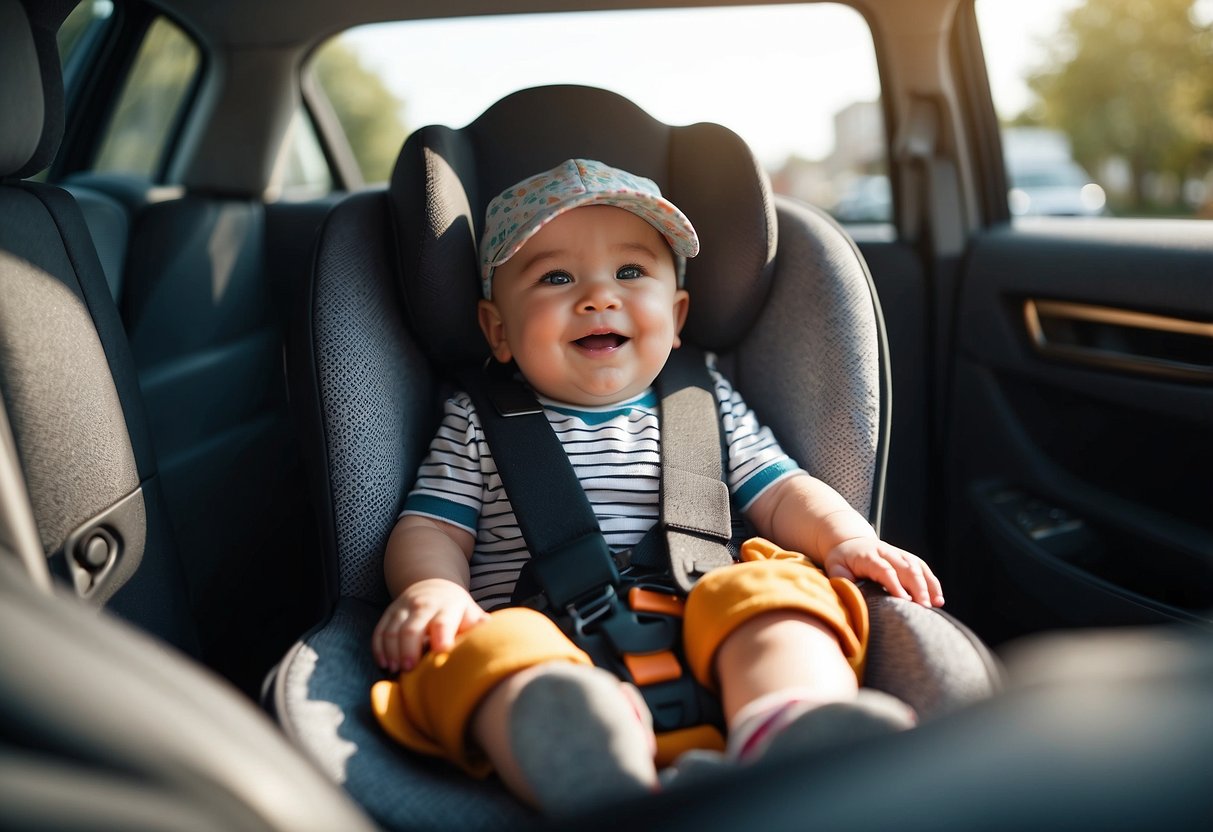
510, 664, 657, 816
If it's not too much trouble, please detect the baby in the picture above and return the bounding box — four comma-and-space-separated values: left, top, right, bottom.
371, 159, 943, 815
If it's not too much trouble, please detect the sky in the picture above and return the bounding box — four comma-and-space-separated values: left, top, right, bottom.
975, 0, 1084, 119
341, 1, 1086, 167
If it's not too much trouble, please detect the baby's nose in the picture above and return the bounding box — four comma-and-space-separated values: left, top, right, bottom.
579, 281, 621, 311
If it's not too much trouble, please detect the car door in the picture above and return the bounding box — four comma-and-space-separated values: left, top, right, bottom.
940, 0, 1213, 643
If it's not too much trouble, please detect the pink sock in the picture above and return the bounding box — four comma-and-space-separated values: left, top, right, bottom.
726, 689, 827, 763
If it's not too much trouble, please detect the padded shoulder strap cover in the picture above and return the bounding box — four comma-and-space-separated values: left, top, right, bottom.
658, 348, 734, 593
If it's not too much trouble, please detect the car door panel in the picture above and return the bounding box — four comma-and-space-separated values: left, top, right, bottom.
945, 220, 1213, 642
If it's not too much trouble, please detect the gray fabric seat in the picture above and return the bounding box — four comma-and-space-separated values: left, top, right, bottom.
0, 0, 196, 651
0, 5, 382, 828
272, 84, 1000, 830
61, 181, 129, 301
1, 0, 328, 691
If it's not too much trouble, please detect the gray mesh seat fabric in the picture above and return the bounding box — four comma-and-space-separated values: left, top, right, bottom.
272, 85, 999, 830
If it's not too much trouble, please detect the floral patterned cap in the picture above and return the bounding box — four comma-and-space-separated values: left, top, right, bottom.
479, 158, 699, 298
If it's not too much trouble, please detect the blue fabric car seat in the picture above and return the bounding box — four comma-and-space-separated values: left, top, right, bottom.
270, 84, 1000, 830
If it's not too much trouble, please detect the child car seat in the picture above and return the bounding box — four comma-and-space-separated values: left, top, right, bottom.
270, 84, 1000, 830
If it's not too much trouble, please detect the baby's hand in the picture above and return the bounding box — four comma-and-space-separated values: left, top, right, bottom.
372, 578, 489, 673
823, 537, 945, 607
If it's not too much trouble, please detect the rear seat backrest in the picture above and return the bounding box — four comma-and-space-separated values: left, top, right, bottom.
93, 186, 336, 692
59, 170, 338, 694
64, 182, 128, 301
8, 0, 335, 695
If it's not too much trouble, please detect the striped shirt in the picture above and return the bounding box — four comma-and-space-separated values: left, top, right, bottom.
403, 359, 803, 610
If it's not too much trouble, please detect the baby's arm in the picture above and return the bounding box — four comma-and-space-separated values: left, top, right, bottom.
745, 473, 944, 607
371, 515, 489, 672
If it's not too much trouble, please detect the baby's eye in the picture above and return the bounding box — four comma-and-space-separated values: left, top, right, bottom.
616, 265, 645, 281
539, 271, 572, 286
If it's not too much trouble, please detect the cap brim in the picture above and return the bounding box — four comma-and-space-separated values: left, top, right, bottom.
483, 191, 699, 276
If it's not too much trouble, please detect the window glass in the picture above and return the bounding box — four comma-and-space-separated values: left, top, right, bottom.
57, 0, 113, 70
93, 16, 200, 177
26, 0, 116, 181
309, 3, 887, 223
277, 108, 335, 201
977, 0, 1213, 219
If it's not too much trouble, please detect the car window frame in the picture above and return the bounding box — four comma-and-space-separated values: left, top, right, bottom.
53, 0, 206, 186
303, 2, 898, 228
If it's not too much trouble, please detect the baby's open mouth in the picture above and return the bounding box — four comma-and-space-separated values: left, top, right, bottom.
573, 332, 629, 351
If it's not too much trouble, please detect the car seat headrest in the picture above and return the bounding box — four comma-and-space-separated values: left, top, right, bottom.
0, 0, 67, 180
390, 84, 777, 369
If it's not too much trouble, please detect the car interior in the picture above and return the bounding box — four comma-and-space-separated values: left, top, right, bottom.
1, 0, 1211, 829
267, 80, 1005, 828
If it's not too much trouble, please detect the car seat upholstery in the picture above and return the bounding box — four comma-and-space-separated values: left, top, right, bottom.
0, 6, 385, 827
0, 0, 196, 651
272, 84, 1000, 830
61, 180, 130, 301
117, 190, 332, 693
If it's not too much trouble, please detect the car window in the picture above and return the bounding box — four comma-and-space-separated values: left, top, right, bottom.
92, 15, 200, 177
16, 0, 118, 182
308, 3, 888, 225
976, 0, 1213, 220
278, 108, 336, 201
57, 0, 114, 73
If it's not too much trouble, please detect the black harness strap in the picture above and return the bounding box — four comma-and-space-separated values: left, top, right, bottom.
459, 360, 620, 611
461, 348, 733, 604
459, 349, 731, 741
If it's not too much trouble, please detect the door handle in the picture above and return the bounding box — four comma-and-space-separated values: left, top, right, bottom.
1023, 299, 1213, 382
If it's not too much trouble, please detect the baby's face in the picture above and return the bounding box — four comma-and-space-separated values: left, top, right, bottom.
478, 205, 689, 406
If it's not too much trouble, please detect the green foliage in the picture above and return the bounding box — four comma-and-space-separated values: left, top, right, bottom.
1028, 0, 1213, 210
56, 1, 96, 67
311, 39, 408, 184
94, 17, 199, 176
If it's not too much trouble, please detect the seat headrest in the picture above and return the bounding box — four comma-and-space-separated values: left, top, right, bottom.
0, 0, 67, 180
390, 85, 777, 369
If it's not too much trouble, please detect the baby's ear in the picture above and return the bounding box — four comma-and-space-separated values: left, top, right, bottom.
477, 299, 513, 363
671, 289, 690, 348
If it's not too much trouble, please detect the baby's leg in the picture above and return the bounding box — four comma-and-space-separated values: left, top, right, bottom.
472, 661, 658, 814
371, 606, 656, 812
684, 539, 914, 764
715, 609, 857, 721
714, 610, 911, 761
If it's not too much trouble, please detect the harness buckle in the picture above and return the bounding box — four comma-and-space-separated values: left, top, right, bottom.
565, 583, 622, 636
